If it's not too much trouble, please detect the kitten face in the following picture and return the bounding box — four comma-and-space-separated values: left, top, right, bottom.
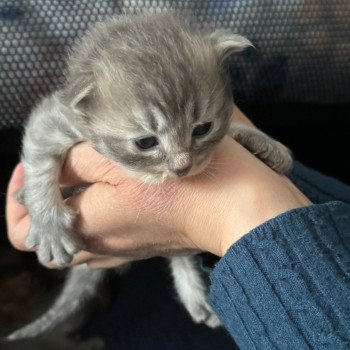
89, 91, 233, 183
64, 13, 250, 183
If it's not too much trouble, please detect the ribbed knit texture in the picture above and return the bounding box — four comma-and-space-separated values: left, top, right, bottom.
209, 201, 350, 349
289, 162, 350, 205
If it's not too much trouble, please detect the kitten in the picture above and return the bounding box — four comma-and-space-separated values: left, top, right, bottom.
7, 12, 292, 340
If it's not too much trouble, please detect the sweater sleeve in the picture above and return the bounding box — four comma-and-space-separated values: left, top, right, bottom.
208, 201, 350, 350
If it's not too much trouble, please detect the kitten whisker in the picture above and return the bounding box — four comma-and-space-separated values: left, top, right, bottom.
207, 160, 224, 167
202, 168, 217, 181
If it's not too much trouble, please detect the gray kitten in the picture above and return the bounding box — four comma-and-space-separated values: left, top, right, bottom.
7, 13, 292, 341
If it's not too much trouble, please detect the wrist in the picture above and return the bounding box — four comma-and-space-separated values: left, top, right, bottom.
218, 177, 311, 256
180, 169, 311, 257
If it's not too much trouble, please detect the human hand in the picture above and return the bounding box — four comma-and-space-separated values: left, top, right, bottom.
6, 109, 311, 269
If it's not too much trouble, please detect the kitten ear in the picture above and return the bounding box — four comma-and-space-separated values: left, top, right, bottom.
209, 30, 253, 63
70, 83, 94, 109
62, 78, 95, 114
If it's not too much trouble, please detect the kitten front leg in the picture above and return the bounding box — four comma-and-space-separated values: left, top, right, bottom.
21, 95, 83, 266
228, 122, 293, 174
23, 158, 79, 265
169, 256, 220, 328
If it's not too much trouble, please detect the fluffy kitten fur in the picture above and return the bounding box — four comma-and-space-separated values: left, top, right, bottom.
7, 13, 292, 340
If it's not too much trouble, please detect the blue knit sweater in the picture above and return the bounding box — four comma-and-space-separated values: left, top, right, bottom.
208, 163, 350, 349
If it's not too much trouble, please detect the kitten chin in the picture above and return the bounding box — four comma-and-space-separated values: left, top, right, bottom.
119, 154, 213, 185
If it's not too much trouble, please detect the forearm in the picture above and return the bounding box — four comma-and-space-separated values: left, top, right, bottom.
209, 201, 350, 349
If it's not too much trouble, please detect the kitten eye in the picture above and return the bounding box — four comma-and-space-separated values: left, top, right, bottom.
135, 136, 158, 150
192, 122, 212, 137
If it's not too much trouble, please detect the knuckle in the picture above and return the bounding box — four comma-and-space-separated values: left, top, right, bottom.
44, 263, 58, 269
86, 261, 101, 269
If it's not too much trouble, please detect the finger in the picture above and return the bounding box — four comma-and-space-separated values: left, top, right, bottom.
87, 256, 132, 269
65, 182, 124, 254
61, 142, 125, 187
44, 251, 105, 269
6, 163, 31, 251
232, 106, 255, 126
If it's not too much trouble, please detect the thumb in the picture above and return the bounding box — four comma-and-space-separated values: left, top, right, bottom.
65, 181, 135, 255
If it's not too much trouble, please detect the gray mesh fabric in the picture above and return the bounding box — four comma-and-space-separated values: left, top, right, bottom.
0, 0, 349, 129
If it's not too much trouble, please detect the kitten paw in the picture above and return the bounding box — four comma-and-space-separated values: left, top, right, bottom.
187, 300, 221, 328
205, 312, 221, 328
26, 223, 81, 266
255, 141, 293, 174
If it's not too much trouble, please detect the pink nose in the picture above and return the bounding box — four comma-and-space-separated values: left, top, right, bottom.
168, 152, 192, 177
174, 165, 191, 177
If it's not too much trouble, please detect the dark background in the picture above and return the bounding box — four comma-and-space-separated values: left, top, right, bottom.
0, 1, 349, 348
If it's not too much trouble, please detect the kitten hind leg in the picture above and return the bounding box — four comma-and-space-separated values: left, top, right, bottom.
169, 256, 220, 328
229, 122, 293, 174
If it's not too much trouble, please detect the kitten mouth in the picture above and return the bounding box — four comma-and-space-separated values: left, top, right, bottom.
186, 156, 212, 177
140, 156, 213, 184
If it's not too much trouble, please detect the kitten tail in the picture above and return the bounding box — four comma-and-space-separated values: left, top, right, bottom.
6, 265, 105, 340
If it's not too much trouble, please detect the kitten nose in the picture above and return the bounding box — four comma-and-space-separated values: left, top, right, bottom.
168, 152, 192, 177
174, 165, 191, 177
